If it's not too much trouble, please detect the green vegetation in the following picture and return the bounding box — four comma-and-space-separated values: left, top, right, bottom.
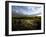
12, 16, 41, 31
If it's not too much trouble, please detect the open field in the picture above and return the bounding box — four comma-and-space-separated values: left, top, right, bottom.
12, 16, 41, 31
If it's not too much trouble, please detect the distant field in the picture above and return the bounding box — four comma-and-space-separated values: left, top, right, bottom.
12, 16, 41, 31
12, 16, 41, 19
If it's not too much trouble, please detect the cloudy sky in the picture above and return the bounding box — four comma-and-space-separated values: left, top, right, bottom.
12, 6, 41, 16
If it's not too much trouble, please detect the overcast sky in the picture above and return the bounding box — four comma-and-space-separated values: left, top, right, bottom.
12, 6, 41, 16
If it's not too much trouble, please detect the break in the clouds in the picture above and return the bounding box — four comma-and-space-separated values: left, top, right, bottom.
12, 6, 41, 16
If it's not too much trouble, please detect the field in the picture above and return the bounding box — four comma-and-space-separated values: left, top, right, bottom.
12, 16, 41, 31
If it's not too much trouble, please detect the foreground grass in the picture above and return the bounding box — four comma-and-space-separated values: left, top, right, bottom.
12, 16, 41, 31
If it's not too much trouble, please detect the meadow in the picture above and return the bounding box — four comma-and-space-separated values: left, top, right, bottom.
12, 16, 41, 31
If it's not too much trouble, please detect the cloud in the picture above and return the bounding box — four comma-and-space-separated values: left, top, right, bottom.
12, 6, 41, 16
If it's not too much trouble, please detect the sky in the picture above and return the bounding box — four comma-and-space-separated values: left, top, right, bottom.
12, 6, 41, 16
